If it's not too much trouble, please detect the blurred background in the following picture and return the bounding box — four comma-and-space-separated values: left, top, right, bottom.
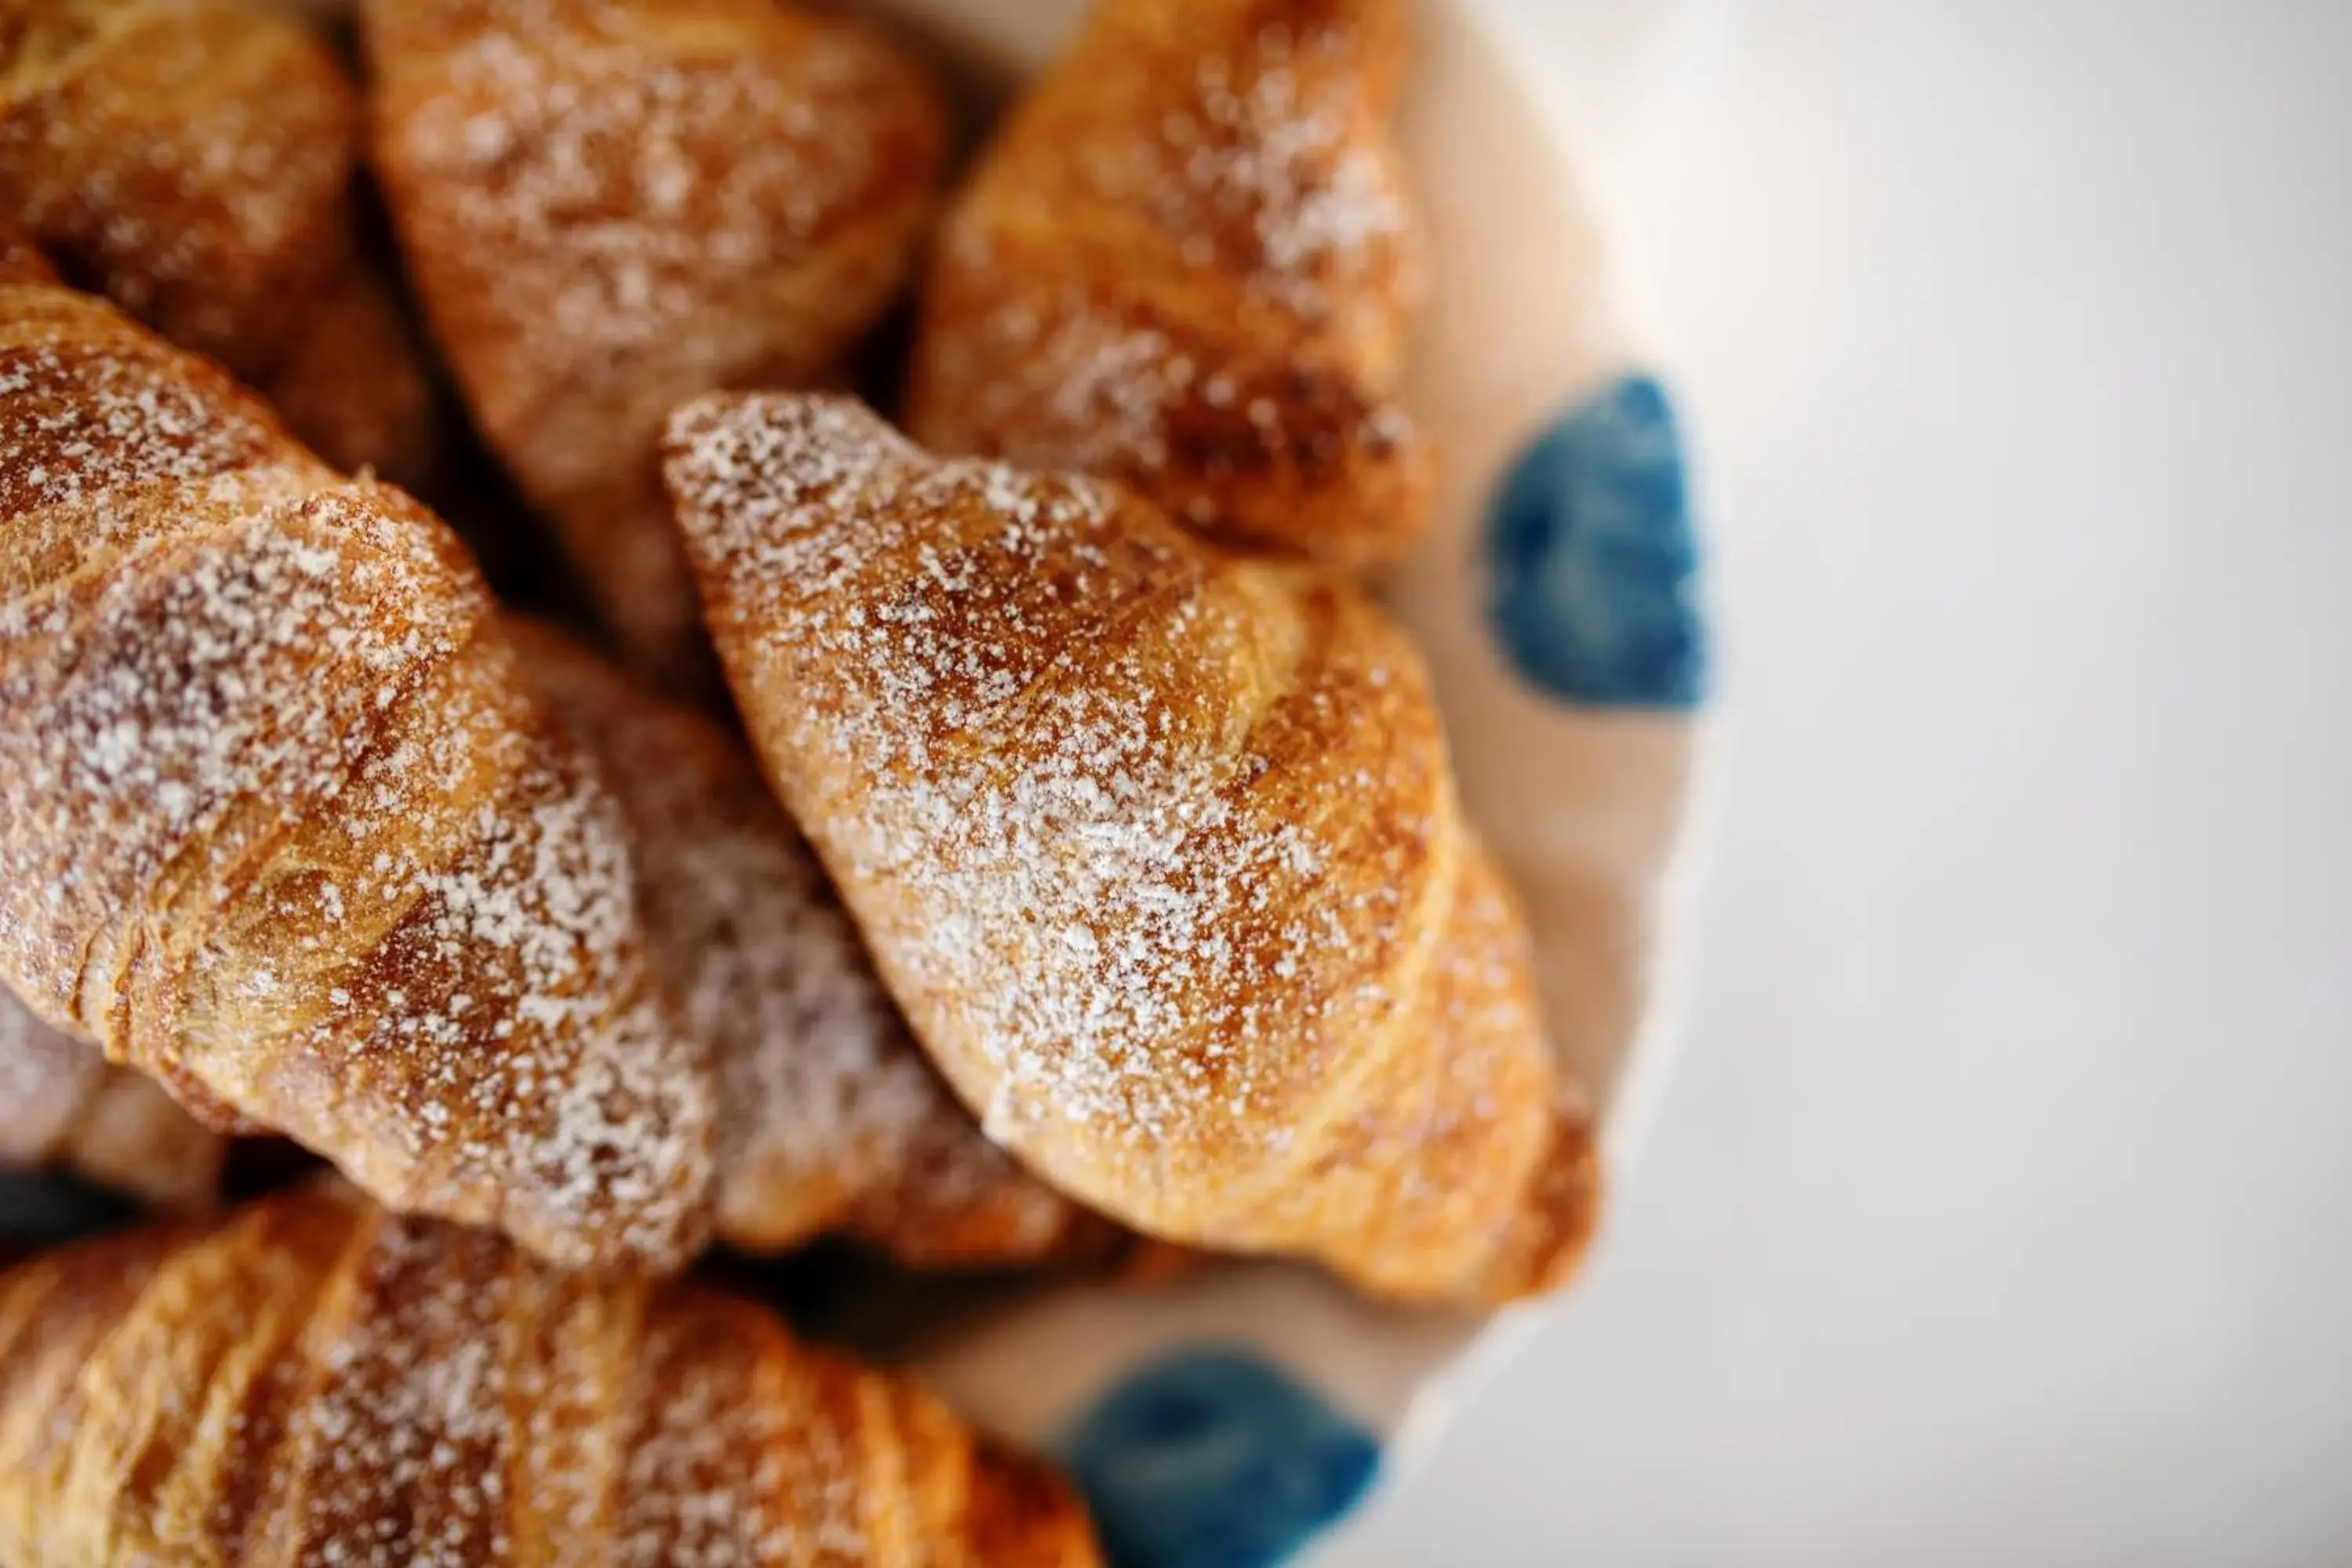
1334, 2, 2352, 1563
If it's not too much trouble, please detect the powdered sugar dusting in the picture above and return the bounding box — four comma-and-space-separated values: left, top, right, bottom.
372, 0, 938, 499
666, 396, 1432, 1161
913, 5, 1423, 557
920, 270, 1182, 481
0, 300, 303, 600
1084, 20, 1411, 318
274, 1196, 923, 1566
521, 635, 931, 1243
341, 706, 710, 1265
2, 1177, 1091, 1562
0, 491, 474, 993
294, 1213, 517, 1566
521, 629, 1094, 1260
391, 17, 831, 360
0, 307, 713, 1268
615, 1298, 869, 1566
650, 786, 937, 1247
0, 345, 264, 515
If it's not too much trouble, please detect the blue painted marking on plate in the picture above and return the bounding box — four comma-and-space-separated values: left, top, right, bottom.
1485, 373, 1707, 707
1060, 1345, 1382, 1568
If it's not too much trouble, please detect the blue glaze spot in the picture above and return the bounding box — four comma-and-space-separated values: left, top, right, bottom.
1061, 1346, 1381, 1568
1486, 374, 1707, 707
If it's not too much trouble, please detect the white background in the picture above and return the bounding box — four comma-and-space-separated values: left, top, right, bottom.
1333, 3, 2352, 1563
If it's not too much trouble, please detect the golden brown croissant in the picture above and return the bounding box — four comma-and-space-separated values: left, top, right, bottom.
0, 1181, 1103, 1566
905, 0, 1432, 571
0, 989, 224, 1210
365, 0, 949, 685
662, 394, 1595, 1304
0, 272, 715, 1272
507, 619, 1122, 1269
0, 0, 435, 481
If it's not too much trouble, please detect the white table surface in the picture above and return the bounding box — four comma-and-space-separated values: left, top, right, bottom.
1329, 3, 2352, 1563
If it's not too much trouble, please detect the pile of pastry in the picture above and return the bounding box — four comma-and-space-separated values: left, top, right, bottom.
0, 0, 1599, 1560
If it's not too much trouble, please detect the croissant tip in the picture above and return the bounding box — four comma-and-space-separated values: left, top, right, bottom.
1484, 1109, 1606, 1305
659, 390, 748, 446
660, 392, 926, 550
659, 387, 871, 459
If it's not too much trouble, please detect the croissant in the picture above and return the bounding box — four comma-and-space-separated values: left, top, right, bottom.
905, 0, 1432, 570
365, 0, 949, 684
0, 989, 224, 1210
0, 1181, 1103, 1566
662, 393, 1595, 1304
0, 0, 434, 481
0, 272, 715, 1271
508, 620, 1121, 1269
